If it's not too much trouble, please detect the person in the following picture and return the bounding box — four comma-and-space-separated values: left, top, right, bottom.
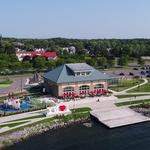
97, 99, 100, 102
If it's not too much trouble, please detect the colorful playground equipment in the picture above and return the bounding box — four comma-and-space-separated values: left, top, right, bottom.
3, 98, 21, 110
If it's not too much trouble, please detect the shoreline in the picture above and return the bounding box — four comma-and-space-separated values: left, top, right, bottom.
0, 113, 90, 150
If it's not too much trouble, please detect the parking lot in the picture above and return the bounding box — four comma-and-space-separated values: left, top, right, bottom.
104, 66, 150, 79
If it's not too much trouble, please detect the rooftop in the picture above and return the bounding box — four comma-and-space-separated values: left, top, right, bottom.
66, 63, 93, 72
43, 63, 111, 84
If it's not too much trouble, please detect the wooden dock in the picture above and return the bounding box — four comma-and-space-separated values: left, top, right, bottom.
90, 107, 150, 128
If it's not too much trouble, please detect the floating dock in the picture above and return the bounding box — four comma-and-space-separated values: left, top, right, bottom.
90, 107, 150, 128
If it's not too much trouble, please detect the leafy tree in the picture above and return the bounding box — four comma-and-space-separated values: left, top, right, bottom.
97, 57, 107, 68
32, 57, 46, 69
118, 56, 128, 66
137, 57, 145, 66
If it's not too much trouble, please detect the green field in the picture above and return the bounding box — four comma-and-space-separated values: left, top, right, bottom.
128, 82, 150, 93
109, 79, 143, 92
115, 99, 150, 107
115, 94, 150, 98
0, 84, 11, 88
0, 121, 29, 128
0, 79, 13, 89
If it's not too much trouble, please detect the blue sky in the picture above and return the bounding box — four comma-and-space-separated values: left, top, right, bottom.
0, 0, 150, 39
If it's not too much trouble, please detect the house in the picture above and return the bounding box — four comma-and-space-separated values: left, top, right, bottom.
43, 63, 111, 98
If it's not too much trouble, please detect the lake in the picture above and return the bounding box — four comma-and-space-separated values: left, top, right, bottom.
7, 121, 150, 150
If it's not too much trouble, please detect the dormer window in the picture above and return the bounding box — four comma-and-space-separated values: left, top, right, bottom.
75, 71, 91, 76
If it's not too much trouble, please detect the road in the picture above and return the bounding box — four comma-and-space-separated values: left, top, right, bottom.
0, 77, 27, 96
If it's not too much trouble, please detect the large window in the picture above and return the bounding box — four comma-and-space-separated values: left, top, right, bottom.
79, 85, 90, 94
94, 84, 104, 91
63, 87, 74, 93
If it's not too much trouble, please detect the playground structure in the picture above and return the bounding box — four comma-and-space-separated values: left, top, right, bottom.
3, 98, 21, 110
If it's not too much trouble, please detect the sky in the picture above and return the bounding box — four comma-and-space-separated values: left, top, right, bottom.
0, 0, 150, 39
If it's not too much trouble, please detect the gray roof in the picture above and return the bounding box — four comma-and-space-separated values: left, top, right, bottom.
66, 63, 93, 72
43, 63, 110, 84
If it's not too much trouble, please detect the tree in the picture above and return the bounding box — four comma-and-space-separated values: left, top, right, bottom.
97, 57, 107, 68
32, 57, 46, 69
118, 56, 128, 66
108, 59, 115, 68
86, 58, 95, 66
22, 61, 33, 70
138, 57, 145, 66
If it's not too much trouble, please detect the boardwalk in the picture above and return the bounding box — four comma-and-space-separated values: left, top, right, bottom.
90, 107, 150, 128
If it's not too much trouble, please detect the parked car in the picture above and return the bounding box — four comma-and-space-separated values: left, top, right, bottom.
133, 68, 139, 70
141, 71, 146, 75
129, 72, 134, 76
119, 72, 124, 76
141, 67, 146, 70
146, 74, 150, 78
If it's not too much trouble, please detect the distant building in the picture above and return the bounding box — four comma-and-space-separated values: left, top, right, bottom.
43, 63, 111, 97
62, 46, 76, 54
141, 56, 150, 60
16, 50, 57, 61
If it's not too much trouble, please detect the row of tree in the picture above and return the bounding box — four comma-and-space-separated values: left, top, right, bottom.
0, 37, 148, 72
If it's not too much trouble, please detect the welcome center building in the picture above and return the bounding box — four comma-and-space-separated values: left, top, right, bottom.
43, 63, 116, 98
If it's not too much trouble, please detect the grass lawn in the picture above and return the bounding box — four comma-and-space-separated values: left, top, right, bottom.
115, 94, 150, 99
128, 82, 150, 93
0, 121, 29, 128
109, 79, 143, 92
6, 115, 45, 123
71, 107, 91, 113
115, 99, 150, 107
0, 79, 13, 89
0, 84, 11, 88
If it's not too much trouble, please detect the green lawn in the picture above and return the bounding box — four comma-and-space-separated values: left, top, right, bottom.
6, 115, 45, 123
0, 121, 29, 128
115, 99, 150, 107
115, 94, 150, 99
71, 107, 91, 113
128, 83, 150, 93
109, 79, 143, 92
0, 84, 11, 88
0, 79, 13, 89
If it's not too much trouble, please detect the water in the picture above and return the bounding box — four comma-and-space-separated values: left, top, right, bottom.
6, 121, 150, 150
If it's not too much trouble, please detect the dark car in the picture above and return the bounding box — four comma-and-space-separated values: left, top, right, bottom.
119, 72, 124, 76
141, 67, 146, 70
133, 68, 139, 70
141, 71, 146, 75
146, 74, 150, 78
129, 72, 134, 76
